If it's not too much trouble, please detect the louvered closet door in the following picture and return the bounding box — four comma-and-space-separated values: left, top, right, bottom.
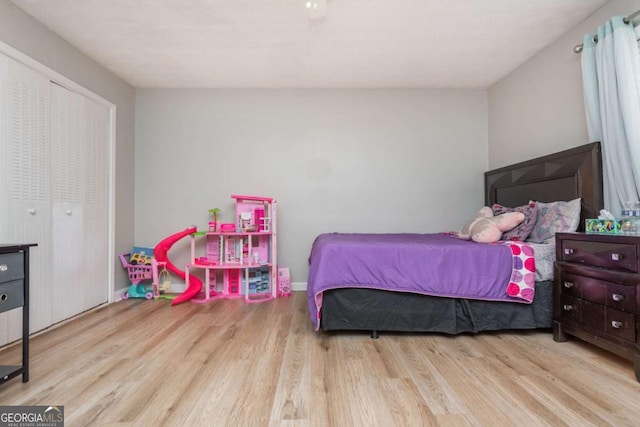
0, 53, 111, 345
49, 86, 80, 321
1, 56, 53, 336
0, 53, 18, 344
51, 83, 107, 322
50, 85, 109, 322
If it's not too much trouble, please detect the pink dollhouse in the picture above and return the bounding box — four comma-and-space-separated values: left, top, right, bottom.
185, 195, 284, 303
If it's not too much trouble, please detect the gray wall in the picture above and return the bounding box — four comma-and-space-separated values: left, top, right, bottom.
135, 89, 488, 284
0, 0, 136, 292
488, 0, 640, 169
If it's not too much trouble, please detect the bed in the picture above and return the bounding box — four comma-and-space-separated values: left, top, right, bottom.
307, 142, 603, 336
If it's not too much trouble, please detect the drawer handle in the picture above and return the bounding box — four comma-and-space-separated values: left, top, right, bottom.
0, 264, 7, 272
611, 320, 624, 329
563, 304, 574, 311
611, 253, 622, 261
612, 293, 625, 302
0, 294, 7, 301
563, 281, 574, 289
28, 208, 36, 215
564, 248, 575, 255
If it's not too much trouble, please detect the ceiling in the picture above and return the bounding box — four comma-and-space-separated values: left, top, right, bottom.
10, 0, 610, 89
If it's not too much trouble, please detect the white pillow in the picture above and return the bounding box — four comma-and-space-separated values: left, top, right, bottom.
526, 198, 581, 243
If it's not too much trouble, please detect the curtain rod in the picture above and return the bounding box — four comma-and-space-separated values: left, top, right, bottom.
573, 9, 640, 53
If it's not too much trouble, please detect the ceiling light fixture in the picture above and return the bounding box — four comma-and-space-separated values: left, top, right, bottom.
305, 0, 326, 20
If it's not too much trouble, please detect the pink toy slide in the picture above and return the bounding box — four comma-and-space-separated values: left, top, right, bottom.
153, 226, 209, 306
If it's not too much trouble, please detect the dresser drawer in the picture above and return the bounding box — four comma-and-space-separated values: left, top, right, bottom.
558, 272, 582, 298
0, 252, 24, 284
559, 295, 581, 322
0, 279, 24, 312
561, 239, 637, 273
605, 282, 636, 313
605, 308, 636, 342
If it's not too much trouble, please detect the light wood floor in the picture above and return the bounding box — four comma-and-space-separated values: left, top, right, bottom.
1, 292, 640, 426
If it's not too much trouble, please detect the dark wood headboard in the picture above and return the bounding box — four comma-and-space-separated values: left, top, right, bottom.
485, 142, 603, 231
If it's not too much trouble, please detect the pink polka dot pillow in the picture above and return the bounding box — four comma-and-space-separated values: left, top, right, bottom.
500, 242, 536, 302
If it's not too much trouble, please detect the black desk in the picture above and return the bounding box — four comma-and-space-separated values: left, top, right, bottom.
0, 244, 37, 384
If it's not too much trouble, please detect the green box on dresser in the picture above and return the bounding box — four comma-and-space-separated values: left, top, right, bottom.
554, 232, 640, 381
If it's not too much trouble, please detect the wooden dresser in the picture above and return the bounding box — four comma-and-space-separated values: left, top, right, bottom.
554, 232, 640, 381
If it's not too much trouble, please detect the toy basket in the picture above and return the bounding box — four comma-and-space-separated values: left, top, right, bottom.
119, 253, 154, 284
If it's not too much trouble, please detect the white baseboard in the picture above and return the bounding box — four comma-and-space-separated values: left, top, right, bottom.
291, 281, 307, 291
113, 288, 127, 302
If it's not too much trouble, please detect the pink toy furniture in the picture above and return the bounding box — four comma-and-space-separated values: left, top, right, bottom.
278, 267, 292, 297
185, 195, 283, 304
219, 223, 235, 232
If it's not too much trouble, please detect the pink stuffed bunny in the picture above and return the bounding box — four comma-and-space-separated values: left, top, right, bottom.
458, 207, 525, 243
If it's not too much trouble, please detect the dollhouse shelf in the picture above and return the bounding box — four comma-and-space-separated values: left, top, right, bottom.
191, 261, 273, 269
186, 195, 279, 304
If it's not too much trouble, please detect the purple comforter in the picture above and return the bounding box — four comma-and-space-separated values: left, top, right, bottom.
307, 233, 528, 330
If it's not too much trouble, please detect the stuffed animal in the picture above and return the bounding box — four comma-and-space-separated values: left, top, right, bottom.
458, 207, 525, 243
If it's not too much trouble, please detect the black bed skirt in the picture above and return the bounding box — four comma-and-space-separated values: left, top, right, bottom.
320, 281, 553, 334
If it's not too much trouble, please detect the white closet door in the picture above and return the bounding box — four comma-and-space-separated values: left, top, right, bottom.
50, 83, 87, 323
4, 57, 53, 335
82, 96, 109, 308
0, 53, 111, 345
50, 84, 109, 322
0, 52, 7, 241
0, 53, 16, 344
